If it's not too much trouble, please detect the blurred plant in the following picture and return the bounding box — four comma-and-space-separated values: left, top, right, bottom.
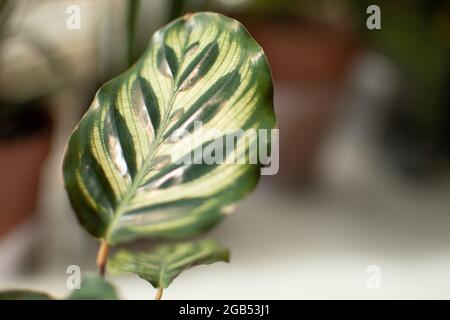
168, 0, 188, 21
0, 12, 276, 300
126, 0, 140, 67
0, 0, 145, 130
0, 0, 68, 136
0, 0, 64, 245
352, 0, 450, 176
0, 274, 119, 300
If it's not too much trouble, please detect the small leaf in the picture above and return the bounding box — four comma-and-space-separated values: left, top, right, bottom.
108, 239, 229, 288
0, 290, 53, 300
67, 273, 119, 300
62, 12, 276, 244
0, 274, 119, 300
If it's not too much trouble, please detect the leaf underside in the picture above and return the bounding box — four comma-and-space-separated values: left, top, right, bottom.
108, 239, 229, 288
63, 12, 275, 244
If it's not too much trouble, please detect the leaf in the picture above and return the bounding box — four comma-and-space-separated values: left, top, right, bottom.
0, 290, 53, 300
63, 12, 276, 244
66, 273, 119, 300
0, 274, 119, 300
108, 239, 229, 288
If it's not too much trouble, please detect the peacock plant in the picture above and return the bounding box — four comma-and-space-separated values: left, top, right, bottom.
1, 11, 276, 300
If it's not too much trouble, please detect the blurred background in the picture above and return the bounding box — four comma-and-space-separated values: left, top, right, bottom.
0, 0, 449, 299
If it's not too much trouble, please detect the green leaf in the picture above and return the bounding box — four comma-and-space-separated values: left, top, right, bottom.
108, 239, 229, 288
0, 274, 119, 300
0, 290, 53, 300
63, 12, 276, 244
67, 273, 119, 300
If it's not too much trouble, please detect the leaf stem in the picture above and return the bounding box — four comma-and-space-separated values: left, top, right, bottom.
155, 288, 163, 300
96, 240, 110, 277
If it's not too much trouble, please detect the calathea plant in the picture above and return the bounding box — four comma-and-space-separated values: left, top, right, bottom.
0, 12, 276, 300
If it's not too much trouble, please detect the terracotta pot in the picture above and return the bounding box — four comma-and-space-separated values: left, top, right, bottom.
0, 111, 52, 239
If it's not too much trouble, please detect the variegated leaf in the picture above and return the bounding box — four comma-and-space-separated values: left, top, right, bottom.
108, 239, 229, 288
63, 12, 276, 244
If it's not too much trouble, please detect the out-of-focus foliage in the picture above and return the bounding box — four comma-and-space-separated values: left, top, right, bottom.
0, 274, 119, 300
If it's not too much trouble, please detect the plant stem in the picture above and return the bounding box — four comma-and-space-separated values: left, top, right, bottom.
155, 288, 163, 300
167, 0, 186, 22
96, 240, 110, 277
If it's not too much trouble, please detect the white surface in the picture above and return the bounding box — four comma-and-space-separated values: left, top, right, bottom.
2, 181, 450, 299
0, 218, 38, 280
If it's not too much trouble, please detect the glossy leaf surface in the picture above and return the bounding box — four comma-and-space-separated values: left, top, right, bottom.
63, 12, 275, 244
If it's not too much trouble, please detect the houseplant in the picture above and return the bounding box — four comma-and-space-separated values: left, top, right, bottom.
0, 11, 276, 300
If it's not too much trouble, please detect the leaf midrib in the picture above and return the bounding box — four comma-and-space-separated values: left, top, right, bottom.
104, 30, 193, 242
105, 89, 176, 242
